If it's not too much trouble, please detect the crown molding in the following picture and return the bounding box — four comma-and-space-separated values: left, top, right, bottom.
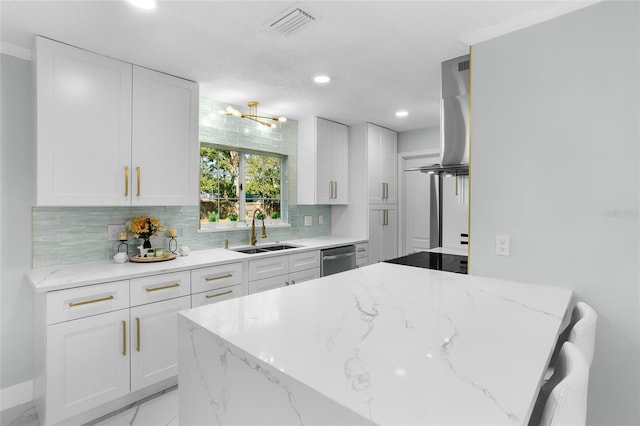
460, 0, 605, 46
1, 42, 33, 61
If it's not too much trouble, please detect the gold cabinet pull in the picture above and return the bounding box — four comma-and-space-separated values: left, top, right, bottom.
69, 295, 114, 308
124, 166, 129, 196
145, 283, 180, 292
205, 289, 233, 299
136, 166, 141, 196
205, 273, 232, 282
383, 209, 389, 226
136, 317, 141, 352
334, 181, 338, 199
122, 320, 127, 356
329, 181, 333, 199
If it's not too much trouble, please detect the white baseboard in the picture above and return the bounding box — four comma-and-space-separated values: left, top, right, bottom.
0, 380, 33, 411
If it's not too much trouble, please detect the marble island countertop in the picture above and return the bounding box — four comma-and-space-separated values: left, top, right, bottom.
29, 236, 365, 292
178, 262, 573, 426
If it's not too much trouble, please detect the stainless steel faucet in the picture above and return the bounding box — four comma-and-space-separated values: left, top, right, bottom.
251, 209, 267, 246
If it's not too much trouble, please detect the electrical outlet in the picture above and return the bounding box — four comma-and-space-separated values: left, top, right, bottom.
319, 215, 324, 225
496, 235, 510, 256
304, 215, 312, 226
108, 224, 126, 241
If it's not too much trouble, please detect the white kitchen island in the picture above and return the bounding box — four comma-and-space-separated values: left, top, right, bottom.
178, 262, 573, 425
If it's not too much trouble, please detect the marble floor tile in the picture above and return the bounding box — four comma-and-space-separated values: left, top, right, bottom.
1, 386, 178, 426
87, 386, 178, 426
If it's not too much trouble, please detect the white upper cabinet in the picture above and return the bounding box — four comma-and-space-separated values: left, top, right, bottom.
131, 66, 199, 206
298, 117, 349, 205
35, 37, 199, 206
36, 36, 133, 206
367, 123, 398, 204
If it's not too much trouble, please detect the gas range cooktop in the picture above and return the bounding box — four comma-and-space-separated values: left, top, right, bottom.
384, 251, 468, 274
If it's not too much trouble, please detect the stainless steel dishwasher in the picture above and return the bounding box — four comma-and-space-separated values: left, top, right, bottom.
321, 245, 356, 277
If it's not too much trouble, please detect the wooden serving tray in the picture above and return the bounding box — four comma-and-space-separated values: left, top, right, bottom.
129, 253, 177, 263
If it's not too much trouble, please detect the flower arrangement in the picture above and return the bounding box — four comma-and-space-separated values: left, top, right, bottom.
127, 215, 165, 247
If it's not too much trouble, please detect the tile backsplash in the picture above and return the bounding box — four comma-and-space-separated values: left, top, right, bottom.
32, 97, 331, 268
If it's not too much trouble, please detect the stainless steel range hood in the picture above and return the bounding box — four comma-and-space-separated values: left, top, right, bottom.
417, 54, 470, 176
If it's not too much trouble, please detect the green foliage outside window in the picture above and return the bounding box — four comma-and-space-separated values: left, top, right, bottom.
200, 145, 284, 225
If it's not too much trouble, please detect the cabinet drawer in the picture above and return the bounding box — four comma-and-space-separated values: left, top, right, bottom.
249, 256, 288, 281
191, 262, 243, 293
47, 280, 129, 325
191, 284, 242, 308
356, 257, 369, 268
289, 250, 320, 273
356, 243, 368, 259
130, 271, 190, 306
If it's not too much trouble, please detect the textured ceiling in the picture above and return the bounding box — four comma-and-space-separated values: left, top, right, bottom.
1, 1, 598, 132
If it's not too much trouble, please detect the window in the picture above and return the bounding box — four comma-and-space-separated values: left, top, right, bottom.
200, 144, 285, 228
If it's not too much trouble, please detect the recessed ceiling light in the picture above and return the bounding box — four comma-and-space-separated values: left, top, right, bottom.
313, 75, 331, 84
127, 0, 156, 10
396, 110, 409, 118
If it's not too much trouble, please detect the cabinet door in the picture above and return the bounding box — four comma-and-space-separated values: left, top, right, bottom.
36, 37, 132, 206
132, 66, 199, 206
379, 127, 398, 204
249, 274, 289, 294
331, 122, 349, 204
369, 205, 398, 263
315, 118, 333, 204
367, 124, 397, 204
130, 296, 191, 392
289, 267, 321, 285
47, 309, 130, 424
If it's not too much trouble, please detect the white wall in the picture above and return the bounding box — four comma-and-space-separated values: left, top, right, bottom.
397, 126, 440, 153
0, 54, 35, 400
469, 2, 639, 424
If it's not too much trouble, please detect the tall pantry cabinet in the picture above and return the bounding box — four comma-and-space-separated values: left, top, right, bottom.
332, 123, 398, 264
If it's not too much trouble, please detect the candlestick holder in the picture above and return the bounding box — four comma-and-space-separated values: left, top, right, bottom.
117, 238, 129, 254
168, 236, 178, 254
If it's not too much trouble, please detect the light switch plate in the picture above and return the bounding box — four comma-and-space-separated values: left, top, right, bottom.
304, 215, 312, 226
319, 215, 324, 225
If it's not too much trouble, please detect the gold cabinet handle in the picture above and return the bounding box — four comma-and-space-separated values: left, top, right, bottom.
69, 295, 114, 308
136, 166, 141, 197
383, 209, 389, 226
122, 320, 127, 356
136, 317, 141, 352
334, 181, 338, 199
329, 181, 333, 199
357, 248, 367, 253
145, 283, 180, 292
205, 289, 233, 299
205, 273, 232, 281
124, 166, 129, 197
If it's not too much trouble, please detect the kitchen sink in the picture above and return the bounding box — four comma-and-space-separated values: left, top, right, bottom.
232, 244, 300, 254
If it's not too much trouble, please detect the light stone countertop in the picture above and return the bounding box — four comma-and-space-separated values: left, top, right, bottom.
178, 262, 573, 426
29, 236, 366, 292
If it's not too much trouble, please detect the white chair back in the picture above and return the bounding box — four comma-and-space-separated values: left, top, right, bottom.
568, 301, 597, 366
539, 342, 590, 426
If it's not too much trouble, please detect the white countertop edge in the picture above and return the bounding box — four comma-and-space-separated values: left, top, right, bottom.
29, 236, 367, 293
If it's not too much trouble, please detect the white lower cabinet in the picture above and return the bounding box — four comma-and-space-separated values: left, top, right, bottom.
130, 296, 191, 392
369, 205, 398, 263
36, 266, 245, 425
248, 251, 321, 294
47, 309, 130, 424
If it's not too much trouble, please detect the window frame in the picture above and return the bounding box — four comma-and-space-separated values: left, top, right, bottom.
199, 142, 288, 231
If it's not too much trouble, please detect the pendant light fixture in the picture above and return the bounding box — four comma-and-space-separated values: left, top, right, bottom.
224, 102, 287, 128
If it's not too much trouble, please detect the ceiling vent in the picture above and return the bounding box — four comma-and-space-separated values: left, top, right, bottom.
267, 7, 316, 36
